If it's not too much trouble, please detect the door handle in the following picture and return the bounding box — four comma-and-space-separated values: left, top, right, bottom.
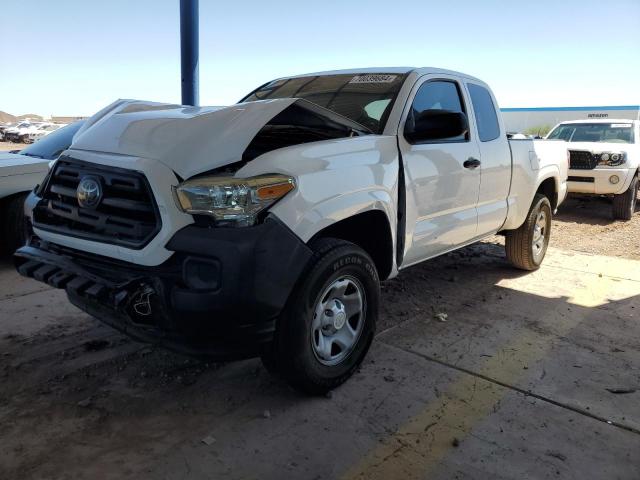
463, 158, 481, 169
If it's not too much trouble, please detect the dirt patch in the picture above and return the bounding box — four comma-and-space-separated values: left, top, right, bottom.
552, 194, 640, 259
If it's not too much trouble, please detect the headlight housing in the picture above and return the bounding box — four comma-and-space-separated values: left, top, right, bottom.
597, 151, 626, 167
173, 174, 295, 227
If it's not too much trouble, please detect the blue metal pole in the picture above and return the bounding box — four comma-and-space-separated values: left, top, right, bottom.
180, 0, 199, 106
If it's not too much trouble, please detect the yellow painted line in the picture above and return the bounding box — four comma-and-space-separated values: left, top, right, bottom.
342, 251, 640, 479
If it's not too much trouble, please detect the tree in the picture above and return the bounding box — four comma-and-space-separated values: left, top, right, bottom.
523, 124, 552, 137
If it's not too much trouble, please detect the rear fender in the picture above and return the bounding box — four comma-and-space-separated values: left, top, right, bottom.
502, 165, 560, 231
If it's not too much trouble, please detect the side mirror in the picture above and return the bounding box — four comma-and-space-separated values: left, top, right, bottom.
405, 109, 469, 143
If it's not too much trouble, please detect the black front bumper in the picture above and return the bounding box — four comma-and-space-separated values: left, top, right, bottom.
15, 216, 312, 359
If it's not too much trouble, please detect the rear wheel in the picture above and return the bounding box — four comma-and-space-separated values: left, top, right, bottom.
505, 194, 552, 271
262, 238, 379, 394
612, 175, 638, 221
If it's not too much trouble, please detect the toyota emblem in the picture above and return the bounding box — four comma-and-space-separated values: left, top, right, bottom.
76, 177, 103, 209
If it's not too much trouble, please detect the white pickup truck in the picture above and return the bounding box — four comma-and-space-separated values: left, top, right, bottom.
547, 119, 639, 220
15, 68, 567, 393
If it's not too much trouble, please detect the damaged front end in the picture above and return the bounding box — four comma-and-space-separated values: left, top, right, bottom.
14, 96, 375, 358
15, 213, 313, 359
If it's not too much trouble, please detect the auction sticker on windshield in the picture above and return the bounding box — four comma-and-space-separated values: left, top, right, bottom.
349, 74, 398, 84
611, 124, 632, 128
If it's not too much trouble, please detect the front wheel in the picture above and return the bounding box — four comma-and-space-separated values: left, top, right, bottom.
262, 238, 379, 394
505, 194, 552, 271
612, 175, 638, 221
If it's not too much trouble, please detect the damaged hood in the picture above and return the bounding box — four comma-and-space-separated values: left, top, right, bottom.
70, 98, 366, 179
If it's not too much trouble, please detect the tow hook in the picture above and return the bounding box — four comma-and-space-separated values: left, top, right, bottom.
132, 285, 155, 316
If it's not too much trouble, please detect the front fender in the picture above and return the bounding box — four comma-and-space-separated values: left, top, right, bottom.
275, 188, 396, 244
0, 172, 47, 200
235, 134, 400, 251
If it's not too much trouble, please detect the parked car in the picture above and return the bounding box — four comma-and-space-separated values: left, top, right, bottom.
15, 68, 568, 393
3, 121, 34, 142
547, 119, 639, 220
25, 123, 65, 144
17, 123, 54, 143
0, 122, 14, 141
4, 121, 50, 143
0, 121, 18, 136
0, 121, 84, 253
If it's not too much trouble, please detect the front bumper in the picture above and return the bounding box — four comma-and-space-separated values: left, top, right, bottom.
15, 216, 312, 359
567, 167, 633, 195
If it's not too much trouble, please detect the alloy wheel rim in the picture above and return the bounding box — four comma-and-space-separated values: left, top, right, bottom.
311, 275, 365, 366
532, 210, 548, 262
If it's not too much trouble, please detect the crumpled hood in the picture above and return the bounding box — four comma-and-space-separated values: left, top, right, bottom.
70, 98, 360, 179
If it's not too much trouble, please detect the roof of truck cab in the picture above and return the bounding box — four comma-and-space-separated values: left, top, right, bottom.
285, 67, 485, 83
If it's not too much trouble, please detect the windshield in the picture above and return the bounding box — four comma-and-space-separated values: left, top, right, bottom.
547, 122, 635, 143
240, 73, 407, 134
20, 121, 84, 160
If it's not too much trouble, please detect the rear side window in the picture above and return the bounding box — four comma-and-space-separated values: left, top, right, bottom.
468, 83, 501, 142
410, 80, 467, 142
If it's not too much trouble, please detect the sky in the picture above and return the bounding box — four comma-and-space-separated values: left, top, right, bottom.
1, 0, 639, 117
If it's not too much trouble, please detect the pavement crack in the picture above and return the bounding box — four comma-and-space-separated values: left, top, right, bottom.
381, 341, 640, 437
545, 264, 640, 283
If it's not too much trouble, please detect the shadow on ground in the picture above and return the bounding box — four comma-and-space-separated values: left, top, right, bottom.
0, 241, 638, 479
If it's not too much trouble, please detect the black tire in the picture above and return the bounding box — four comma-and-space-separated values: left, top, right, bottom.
505, 194, 552, 271
3, 193, 29, 254
612, 175, 638, 221
262, 237, 379, 394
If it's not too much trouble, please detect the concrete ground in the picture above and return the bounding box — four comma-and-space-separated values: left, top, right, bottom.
1, 197, 639, 479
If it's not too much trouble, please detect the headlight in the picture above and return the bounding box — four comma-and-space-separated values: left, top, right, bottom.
596, 152, 626, 167
173, 174, 295, 227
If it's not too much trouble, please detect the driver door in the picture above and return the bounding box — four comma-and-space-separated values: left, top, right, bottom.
398, 75, 481, 267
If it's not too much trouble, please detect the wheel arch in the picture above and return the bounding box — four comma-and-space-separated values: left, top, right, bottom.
536, 176, 558, 210
0, 190, 30, 211
309, 209, 394, 280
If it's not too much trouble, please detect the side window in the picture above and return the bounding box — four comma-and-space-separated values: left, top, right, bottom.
409, 80, 468, 142
467, 83, 501, 142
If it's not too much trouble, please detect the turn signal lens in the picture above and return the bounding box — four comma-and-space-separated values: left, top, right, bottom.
256, 182, 295, 200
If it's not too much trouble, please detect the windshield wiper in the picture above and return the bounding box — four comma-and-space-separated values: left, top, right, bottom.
21, 152, 45, 159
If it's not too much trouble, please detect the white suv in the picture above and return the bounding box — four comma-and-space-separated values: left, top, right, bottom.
547, 119, 639, 220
